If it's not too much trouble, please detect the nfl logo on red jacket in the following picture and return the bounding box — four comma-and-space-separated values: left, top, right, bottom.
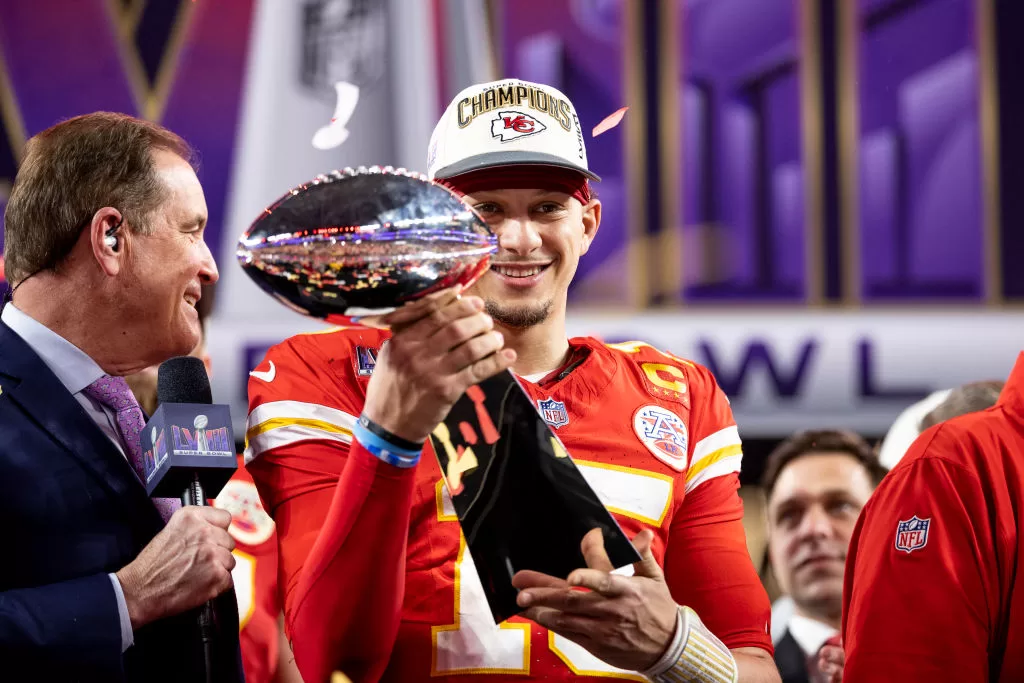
894, 515, 931, 554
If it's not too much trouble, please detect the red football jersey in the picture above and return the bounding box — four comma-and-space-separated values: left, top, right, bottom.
842, 353, 1024, 682
246, 329, 771, 682
214, 461, 282, 683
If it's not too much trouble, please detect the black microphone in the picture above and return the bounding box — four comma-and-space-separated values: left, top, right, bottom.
142, 356, 237, 502
140, 356, 241, 683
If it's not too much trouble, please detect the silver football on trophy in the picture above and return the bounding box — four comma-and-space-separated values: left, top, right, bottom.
237, 167, 496, 324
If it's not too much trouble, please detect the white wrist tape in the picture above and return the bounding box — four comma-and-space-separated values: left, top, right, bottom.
644, 606, 738, 683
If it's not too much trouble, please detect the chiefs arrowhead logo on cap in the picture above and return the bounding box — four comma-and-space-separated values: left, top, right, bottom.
491, 110, 547, 142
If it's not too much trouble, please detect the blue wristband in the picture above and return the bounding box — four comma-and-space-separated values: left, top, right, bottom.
353, 419, 422, 468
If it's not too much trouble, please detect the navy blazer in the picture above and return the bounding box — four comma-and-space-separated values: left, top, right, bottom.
0, 321, 242, 682
774, 630, 811, 683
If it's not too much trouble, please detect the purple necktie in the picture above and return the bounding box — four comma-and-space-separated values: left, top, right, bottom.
83, 375, 179, 521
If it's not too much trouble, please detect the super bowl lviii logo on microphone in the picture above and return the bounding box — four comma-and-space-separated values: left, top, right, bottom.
172, 414, 234, 457
143, 427, 169, 483
142, 403, 237, 499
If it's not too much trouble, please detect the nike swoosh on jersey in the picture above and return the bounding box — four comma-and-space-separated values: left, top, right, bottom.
250, 361, 276, 383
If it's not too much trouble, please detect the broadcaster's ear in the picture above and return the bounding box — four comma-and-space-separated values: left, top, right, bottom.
580, 198, 601, 255
89, 207, 125, 276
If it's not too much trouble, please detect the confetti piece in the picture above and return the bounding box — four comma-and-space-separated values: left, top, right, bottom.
592, 106, 628, 137
312, 82, 360, 150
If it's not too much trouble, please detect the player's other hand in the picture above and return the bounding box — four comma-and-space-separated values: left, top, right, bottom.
512, 528, 678, 672
818, 635, 844, 683
363, 286, 516, 444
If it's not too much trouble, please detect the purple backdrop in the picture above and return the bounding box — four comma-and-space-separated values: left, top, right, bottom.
677, 0, 807, 301
856, 0, 983, 300
0, 0, 255, 273
0, 0, 996, 305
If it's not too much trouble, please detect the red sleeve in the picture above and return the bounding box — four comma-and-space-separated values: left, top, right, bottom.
245, 334, 416, 683
663, 364, 772, 653
842, 428, 997, 682
289, 440, 414, 683
664, 476, 772, 652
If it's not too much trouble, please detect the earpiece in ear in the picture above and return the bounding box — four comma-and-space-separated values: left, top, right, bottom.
105, 216, 123, 252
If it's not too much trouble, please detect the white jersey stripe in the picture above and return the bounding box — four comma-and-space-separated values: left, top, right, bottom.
244, 422, 352, 463
684, 455, 743, 494
246, 400, 357, 438
690, 425, 741, 468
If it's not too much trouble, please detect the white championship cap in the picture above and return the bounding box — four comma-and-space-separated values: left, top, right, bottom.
427, 78, 600, 182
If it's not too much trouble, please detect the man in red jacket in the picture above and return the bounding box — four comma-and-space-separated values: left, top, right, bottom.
842, 357, 1024, 681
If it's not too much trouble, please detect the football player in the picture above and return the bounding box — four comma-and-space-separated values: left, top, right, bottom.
246, 79, 778, 683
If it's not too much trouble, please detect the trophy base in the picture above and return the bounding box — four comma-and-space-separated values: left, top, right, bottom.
429, 369, 641, 624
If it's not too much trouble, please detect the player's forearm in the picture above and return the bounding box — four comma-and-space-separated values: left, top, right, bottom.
643, 607, 779, 683
274, 621, 305, 683
733, 647, 782, 683
290, 438, 418, 683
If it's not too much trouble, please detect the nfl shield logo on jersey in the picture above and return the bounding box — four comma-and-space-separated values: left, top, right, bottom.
537, 398, 569, 429
894, 515, 931, 554
633, 405, 689, 471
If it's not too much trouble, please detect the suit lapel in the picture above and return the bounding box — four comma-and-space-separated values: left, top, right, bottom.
0, 322, 163, 532
775, 630, 810, 683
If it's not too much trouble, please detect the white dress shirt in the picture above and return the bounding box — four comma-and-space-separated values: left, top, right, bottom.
2, 304, 136, 651
771, 595, 795, 644
2, 304, 125, 452
788, 613, 839, 657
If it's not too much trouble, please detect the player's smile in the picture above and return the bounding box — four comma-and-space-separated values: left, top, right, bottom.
463, 187, 599, 320
488, 261, 552, 289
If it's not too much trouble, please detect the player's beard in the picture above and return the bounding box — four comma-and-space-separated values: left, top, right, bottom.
485, 298, 553, 328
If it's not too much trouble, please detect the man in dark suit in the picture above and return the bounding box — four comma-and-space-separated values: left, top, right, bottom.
0, 112, 240, 681
761, 431, 884, 683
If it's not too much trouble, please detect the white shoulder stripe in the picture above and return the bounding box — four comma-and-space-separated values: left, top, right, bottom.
246, 400, 358, 433
244, 400, 357, 463
684, 455, 743, 494
690, 425, 741, 465
244, 423, 352, 463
